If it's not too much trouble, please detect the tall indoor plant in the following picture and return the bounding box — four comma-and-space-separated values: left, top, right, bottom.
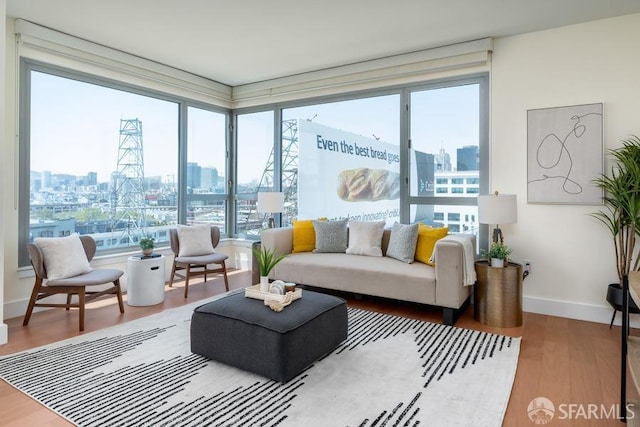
591, 135, 640, 323
592, 135, 640, 281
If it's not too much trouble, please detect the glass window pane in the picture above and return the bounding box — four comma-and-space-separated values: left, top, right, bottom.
410, 83, 479, 196
282, 95, 400, 227
412, 204, 479, 234
409, 83, 480, 237
186, 106, 227, 230
236, 111, 274, 236
29, 71, 178, 253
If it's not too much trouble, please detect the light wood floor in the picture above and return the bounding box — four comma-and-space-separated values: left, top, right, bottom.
0, 269, 624, 426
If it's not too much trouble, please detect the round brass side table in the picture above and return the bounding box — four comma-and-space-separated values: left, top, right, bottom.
474, 260, 523, 327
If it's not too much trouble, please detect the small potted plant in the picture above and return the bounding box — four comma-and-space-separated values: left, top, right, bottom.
253, 246, 287, 292
139, 236, 155, 256
481, 241, 512, 268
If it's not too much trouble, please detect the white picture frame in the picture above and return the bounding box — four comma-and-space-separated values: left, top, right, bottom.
527, 103, 603, 204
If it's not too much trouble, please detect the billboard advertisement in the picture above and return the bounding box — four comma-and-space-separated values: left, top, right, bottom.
297, 120, 400, 226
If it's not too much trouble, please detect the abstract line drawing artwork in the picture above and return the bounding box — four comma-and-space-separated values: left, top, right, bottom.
527, 103, 603, 204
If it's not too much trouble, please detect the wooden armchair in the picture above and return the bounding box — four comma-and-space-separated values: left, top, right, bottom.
169, 225, 230, 298
25, 235, 125, 331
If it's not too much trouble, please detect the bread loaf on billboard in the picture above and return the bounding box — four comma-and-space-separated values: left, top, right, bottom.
337, 168, 400, 201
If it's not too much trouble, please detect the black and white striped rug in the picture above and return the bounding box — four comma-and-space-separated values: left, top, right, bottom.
0, 292, 520, 427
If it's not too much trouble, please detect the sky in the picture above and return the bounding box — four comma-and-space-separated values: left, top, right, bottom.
31, 71, 180, 183
30, 70, 479, 186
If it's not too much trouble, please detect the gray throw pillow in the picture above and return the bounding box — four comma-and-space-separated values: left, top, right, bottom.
386, 222, 419, 263
313, 219, 348, 253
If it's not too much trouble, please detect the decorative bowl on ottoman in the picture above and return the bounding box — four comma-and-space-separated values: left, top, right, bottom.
244, 283, 302, 303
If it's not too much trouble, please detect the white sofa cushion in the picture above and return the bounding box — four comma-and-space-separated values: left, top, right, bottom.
272, 252, 436, 305
346, 220, 385, 257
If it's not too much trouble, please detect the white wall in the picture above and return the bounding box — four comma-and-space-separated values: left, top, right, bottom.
2, 18, 20, 328
0, 1, 7, 344
491, 13, 640, 323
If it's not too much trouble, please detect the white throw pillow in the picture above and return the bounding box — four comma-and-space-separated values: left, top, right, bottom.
177, 224, 215, 257
35, 233, 93, 280
346, 220, 385, 257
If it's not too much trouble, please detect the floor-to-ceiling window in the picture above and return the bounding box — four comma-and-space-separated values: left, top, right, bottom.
234, 110, 275, 237
18, 62, 229, 266
185, 106, 228, 230
231, 77, 488, 240
20, 60, 487, 266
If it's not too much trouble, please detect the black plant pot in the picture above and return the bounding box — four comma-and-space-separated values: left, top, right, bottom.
606, 283, 640, 328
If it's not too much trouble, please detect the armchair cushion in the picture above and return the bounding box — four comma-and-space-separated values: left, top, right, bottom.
177, 224, 215, 257
34, 233, 93, 280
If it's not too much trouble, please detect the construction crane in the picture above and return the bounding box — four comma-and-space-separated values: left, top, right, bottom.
110, 118, 147, 246
240, 119, 299, 234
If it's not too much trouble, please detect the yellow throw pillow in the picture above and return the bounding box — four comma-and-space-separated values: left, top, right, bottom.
292, 219, 316, 253
415, 224, 448, 265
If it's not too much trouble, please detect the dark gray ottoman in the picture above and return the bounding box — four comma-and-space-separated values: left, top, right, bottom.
191, 290, 348, 383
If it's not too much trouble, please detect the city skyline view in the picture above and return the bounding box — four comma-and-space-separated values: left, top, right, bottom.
31, 71, 479, 186
26, 66, 482, 255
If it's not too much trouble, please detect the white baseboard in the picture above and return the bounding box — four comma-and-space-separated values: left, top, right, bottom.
0, 323, 7, 345
4, 295, 66, 322
523, 295, 640, 328
5, 292, 638, 329
5, 298, 28, 321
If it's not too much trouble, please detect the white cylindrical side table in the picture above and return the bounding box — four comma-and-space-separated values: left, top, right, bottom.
127, 254, 166, 306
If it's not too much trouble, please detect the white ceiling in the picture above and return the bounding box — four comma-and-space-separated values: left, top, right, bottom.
6, 0, 640, 87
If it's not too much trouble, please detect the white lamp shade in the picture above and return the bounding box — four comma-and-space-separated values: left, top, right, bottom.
478, 193, 517, 225
257, 192, 284, 214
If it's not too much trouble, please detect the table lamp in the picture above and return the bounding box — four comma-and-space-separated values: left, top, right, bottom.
257, 192, 284, 228
478, 191, 517, 244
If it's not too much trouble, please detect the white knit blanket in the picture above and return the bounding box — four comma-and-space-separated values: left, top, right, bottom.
431, 234, 477, 286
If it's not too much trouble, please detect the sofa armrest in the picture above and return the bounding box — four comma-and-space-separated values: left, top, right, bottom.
260, 227, 293, 255
434, 234, 476, 308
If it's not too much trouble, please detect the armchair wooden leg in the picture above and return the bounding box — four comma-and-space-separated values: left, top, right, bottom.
23, 277, 43, 326
169, 261, 177, 287
66, 294, 73, 310
221, 261, 229, 292
78, 287, 86, 332
114, 279, 125, 313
